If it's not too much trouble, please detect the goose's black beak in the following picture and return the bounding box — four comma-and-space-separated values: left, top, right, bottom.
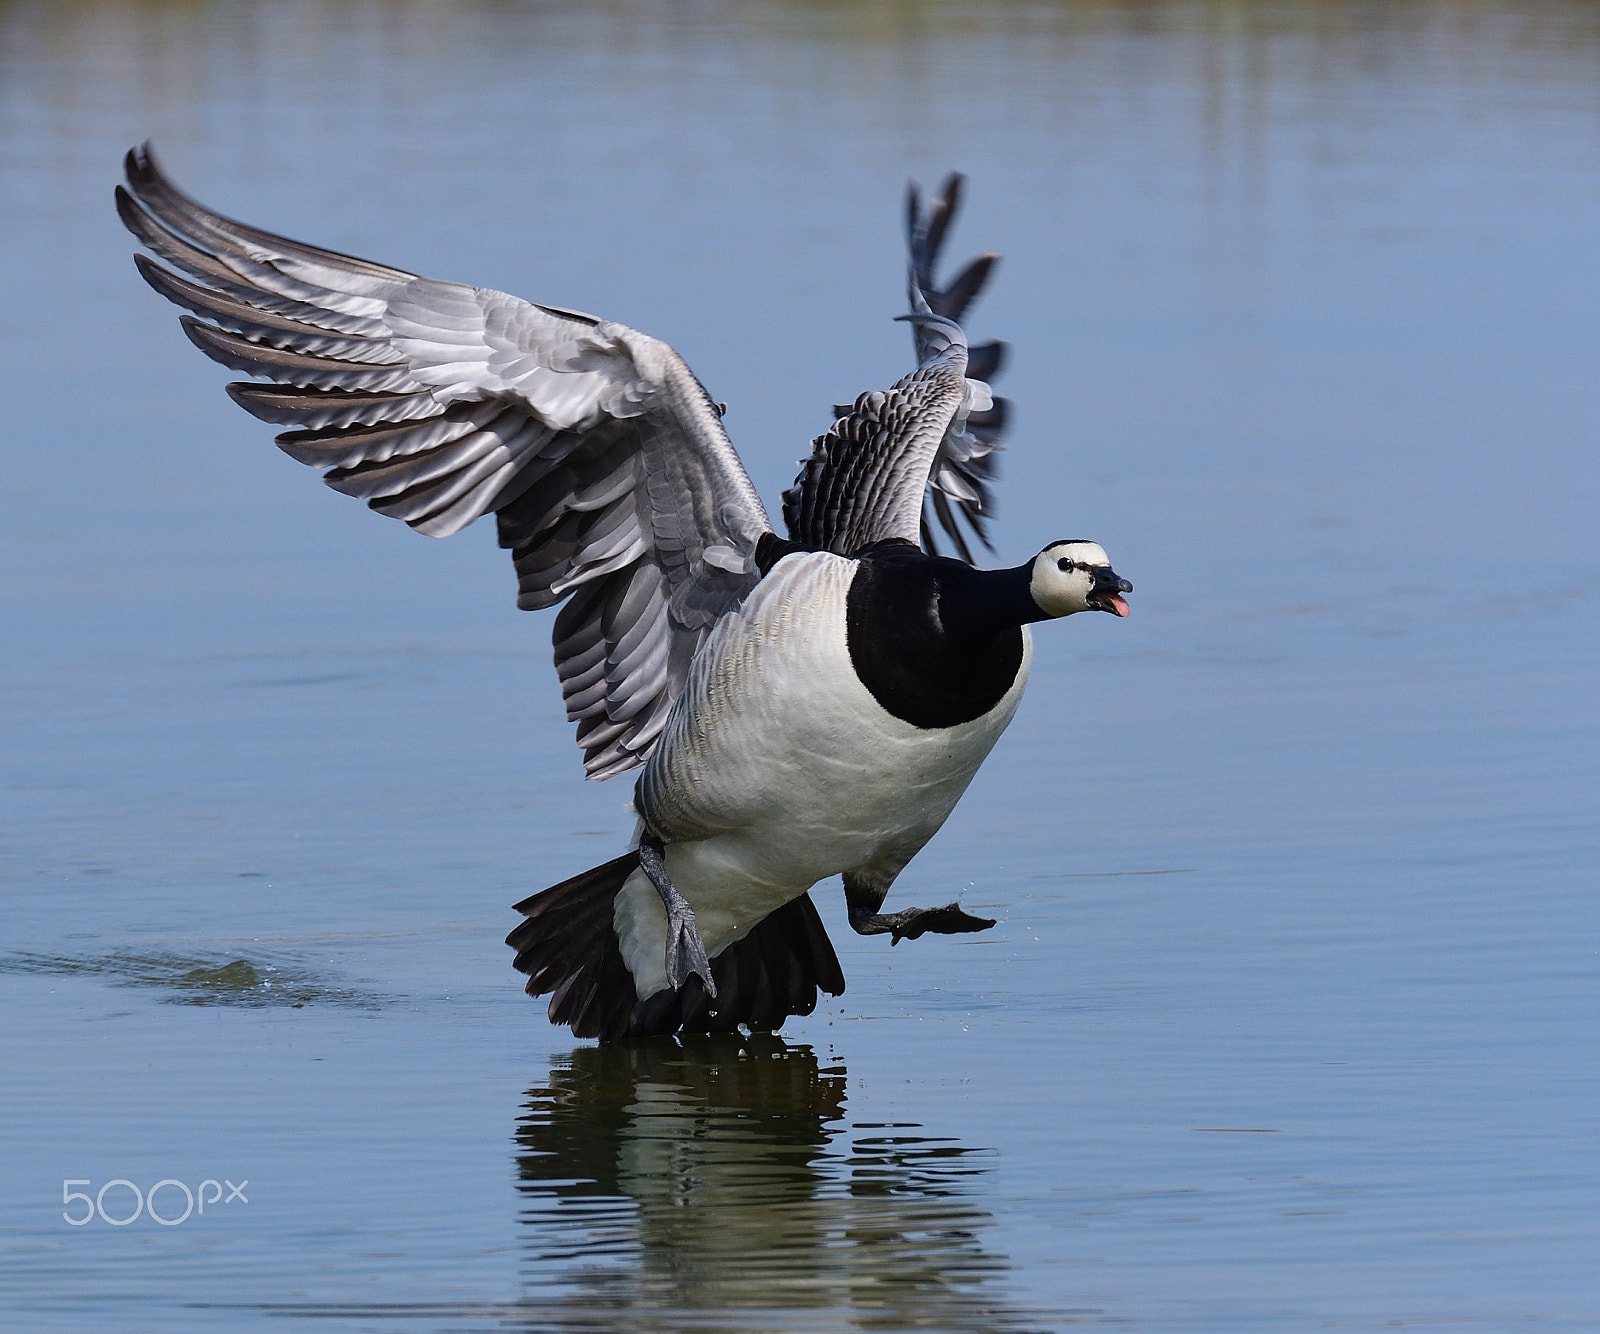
1089, 568, 1134, 617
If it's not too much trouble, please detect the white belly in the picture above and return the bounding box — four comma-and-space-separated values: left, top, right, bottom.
616, 551, 1032, 998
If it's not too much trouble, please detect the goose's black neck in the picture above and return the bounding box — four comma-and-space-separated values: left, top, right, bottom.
843, 540, 1041, 729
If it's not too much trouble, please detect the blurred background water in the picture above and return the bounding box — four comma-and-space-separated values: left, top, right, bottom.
1, 1, 1597, 1329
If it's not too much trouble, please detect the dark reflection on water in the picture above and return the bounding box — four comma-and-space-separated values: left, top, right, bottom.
513, 1036, 1057, 1331
0, 948, 381, 1008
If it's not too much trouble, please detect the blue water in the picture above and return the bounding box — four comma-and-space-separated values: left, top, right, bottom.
2, 2, 1597, 1329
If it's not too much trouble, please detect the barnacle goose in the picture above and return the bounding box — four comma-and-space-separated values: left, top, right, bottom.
118, 149, 1133, 1041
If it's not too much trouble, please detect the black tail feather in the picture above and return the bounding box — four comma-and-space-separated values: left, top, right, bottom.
507, 854, 846, 1041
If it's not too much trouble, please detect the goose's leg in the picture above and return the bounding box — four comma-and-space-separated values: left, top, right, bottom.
844, 873, 996, 946
638, 835, 717, 997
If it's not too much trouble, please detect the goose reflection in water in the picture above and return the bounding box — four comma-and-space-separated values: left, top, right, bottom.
513, 1034, 1047, 1331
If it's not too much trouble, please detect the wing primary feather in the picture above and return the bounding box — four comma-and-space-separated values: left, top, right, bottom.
118, 190, 391, 336
180, 317, 421, 392
903, 174, 1013, 561
225, 381, 441, 430
137, 256, 404, 363
125, 144, 415, 293
964, 340, 1006, 383
122, 145, 774, 777
785, 174, 1014, 560
274, 402, 507, 471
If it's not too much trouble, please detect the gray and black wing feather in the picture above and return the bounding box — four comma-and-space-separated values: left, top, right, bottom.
780, 335, 970, 558
118, 144, 770, 778
781, 173, 1010, 562
905, 173, 1011, 562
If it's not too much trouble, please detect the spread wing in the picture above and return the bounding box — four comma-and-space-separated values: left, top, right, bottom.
905, 173, 1011, 562
781, 323, 975, 556
781, 173, 1011, 562
117, 144, 771, 779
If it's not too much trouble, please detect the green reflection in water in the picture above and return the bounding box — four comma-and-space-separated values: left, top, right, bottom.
514, 1035, 1057, 1332
0, 948, 379, 1008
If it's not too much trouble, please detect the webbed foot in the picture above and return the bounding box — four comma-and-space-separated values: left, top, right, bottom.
849, 901, 997, 945
664, 905, 715, 994
639, 839, 717, 997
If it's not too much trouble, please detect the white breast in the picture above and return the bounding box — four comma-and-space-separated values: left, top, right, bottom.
616, 551, 1032, 998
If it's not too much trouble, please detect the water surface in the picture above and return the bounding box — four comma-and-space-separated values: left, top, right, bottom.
2, 2, 1597, 1329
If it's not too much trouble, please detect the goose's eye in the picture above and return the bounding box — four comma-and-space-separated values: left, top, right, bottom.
1057, 557, 1076, 572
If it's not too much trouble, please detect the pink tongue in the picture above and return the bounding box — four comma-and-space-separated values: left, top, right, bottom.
1106, 593, 1130, 617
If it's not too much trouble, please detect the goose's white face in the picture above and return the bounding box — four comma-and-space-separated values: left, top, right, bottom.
1029, 541, 1133, 619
